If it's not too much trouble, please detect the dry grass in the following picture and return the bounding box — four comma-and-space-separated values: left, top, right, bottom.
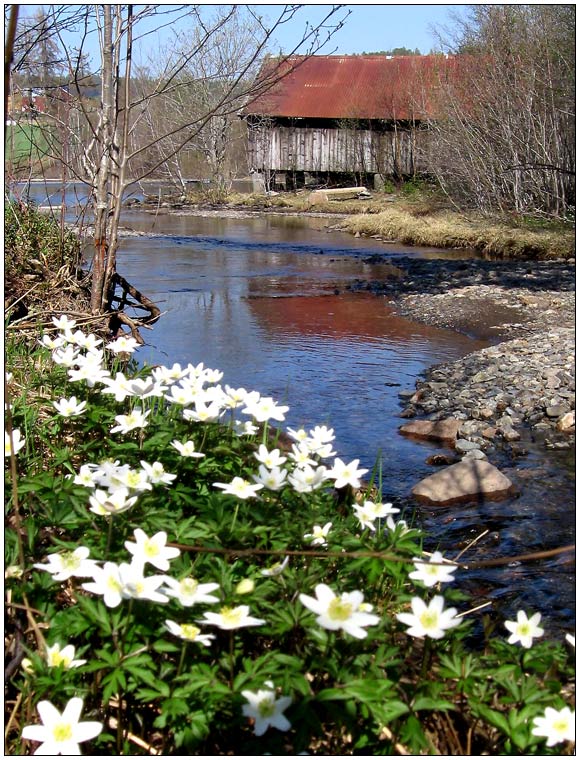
338, 208, 575, 260
190, 189, 575, 260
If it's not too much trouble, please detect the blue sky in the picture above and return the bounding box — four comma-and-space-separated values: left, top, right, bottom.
22, 3, 468, 65
260, 4, 467, 55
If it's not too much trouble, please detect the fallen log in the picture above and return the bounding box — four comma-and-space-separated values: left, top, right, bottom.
308, 186, 371, 205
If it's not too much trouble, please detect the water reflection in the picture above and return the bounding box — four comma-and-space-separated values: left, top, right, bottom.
116, 215, 574, 634
13, 187, 572, 632
119, 231, 487, 501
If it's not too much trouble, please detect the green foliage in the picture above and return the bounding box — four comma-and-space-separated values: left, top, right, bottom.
4, 325, 575, 755
5, 201, 85, 320
5, 200, 82, 274
5, 122, 56, 172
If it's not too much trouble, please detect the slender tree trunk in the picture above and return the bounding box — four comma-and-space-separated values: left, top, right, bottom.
91, 5, 113, 314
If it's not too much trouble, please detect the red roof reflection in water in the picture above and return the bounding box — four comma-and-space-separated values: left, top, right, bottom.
248, 293, 478, 346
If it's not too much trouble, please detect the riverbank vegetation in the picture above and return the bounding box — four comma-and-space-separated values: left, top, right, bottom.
5, 315, 576, 756
5, 201, 89, 325
189, 185, 575, 261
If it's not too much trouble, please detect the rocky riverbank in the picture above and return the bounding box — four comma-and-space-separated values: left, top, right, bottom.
346, 254, 575, 467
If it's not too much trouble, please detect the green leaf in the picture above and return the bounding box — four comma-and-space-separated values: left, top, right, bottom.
471, 704, 510, 734
412, 696, 455, 712
152, 640, 180, 653
134, 688, 163, 703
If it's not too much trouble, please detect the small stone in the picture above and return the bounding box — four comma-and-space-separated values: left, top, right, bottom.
461, 450, 487, 461
399, 418, 461, 442
455, 439, 481, 454
425, 454, 458, 466
546, 404, 569, 418
501, 426, 521, 442
556, 411, 575, 432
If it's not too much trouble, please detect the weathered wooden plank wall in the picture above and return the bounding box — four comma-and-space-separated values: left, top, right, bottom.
248, 123, 427, 176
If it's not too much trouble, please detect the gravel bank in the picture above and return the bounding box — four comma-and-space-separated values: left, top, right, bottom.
347, 255, 575, 453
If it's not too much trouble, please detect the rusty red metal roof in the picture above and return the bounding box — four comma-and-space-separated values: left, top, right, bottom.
242, 55, 450, 120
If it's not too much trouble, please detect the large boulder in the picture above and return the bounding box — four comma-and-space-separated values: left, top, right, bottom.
399, 418, 461, 443
412, 460, 514, 505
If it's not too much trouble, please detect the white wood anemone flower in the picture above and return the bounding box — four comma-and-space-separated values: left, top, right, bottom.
199, 605, 265, 630
52, 396, 88, 417
302, 522, 332, 546
241, 395, 289, 423
162, 576, 220, 606
170, 439, 205, 458
106, 334, 140, 354
260, 556, 290, 577
110, 408, 151, 434
531, 706, 575, 747
504, 610, 544, 648
125, 529, 180, 572
299, 583, 380, 639
33, 547, 98, 581
252, 464, 288, 491
254, 444, 287, 468
241, 682, 292, 736
408, 551, 458, 588
326, 457, 369, 489
164, 620, 215, 646
52, 315, 77, 331
396, 595, 461, 639
88, 487, 138, 516
289, 464, 329, 494
5, 428, 26, 457
212, 477, 264, 499
45, 643, 86, 670
21, 697, 102, 755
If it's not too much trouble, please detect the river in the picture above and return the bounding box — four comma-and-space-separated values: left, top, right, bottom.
14, 181, 575, 637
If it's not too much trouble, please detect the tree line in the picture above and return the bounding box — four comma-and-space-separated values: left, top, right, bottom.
427, 4, 575, 219
5, 4, 349, 334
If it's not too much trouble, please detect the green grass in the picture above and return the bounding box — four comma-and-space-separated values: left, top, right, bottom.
5, 122, 55, 171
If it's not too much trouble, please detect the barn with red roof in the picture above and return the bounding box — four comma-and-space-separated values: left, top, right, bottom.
241, 54, 450, 190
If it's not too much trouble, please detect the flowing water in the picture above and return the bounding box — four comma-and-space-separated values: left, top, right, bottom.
14, 181, 575, 635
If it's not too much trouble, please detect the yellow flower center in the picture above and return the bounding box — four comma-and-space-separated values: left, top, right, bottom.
220, 607, 242, 625
49, 650, 72, 667
144, 540, 160, 558
52, 722, 73, 742
62, 552, 80, 570
180, 624, 200, 640
518, 623, 531, 636
107, 576, 122, 592
125, 471, 143, 487
181, 578, 198, 594
553, 719, 569, 734
258, 697, 276, 718
420, 611, 439, 630
328, 597, 353, 622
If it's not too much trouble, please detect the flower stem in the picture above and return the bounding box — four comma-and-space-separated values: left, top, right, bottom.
105, 516, 114, 558
229, 630, 235, 689
230, 502, 240, 534
420, 637, 432, 679
177, 642, 188, 678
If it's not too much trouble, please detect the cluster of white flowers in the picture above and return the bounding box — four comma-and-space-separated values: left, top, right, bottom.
69, 458, 176, 517
18, 317, 576, 750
